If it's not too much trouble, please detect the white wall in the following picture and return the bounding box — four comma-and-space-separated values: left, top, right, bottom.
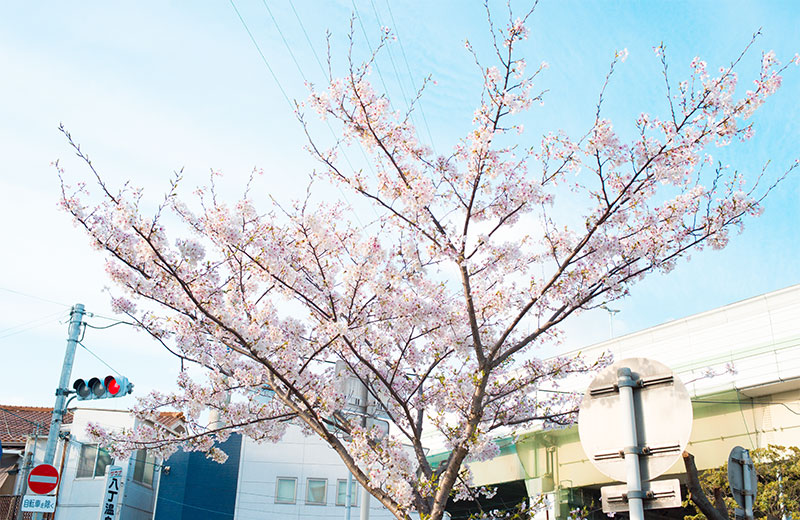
235, 424, 396, 520
52, 408, 160, 520
556, 284, 800, 396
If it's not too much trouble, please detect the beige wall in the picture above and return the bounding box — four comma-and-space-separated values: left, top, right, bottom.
478, 385, 800, 492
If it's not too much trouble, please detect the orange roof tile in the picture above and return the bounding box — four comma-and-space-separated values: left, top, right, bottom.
0, 406, 73, 446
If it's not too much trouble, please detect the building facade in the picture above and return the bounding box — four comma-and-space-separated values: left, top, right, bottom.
154, 423, 397, 520
0, 406, 181, 520
435, 284, 800, 519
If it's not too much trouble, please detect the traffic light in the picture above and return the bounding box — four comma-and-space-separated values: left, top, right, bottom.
72, 375, 133, 400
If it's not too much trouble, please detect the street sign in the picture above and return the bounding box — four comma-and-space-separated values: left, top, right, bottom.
28, 464, 59, 495
579, 358, 692, 520
601, 479, 683, 513
578, 358, 693, 483
21, 495, 56, 513
98, 465, 123, 520
728, 446, 758, 520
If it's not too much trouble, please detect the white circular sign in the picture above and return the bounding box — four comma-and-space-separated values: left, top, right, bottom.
578, 357, 693, 482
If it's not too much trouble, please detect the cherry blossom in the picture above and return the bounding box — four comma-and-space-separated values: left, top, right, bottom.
57, 7, 796, 520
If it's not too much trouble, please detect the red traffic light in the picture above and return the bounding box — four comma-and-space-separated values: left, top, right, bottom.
72, 375, 132, 400
105, 376, 121, 396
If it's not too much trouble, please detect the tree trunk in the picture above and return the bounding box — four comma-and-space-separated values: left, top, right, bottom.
683, 451, 728, 520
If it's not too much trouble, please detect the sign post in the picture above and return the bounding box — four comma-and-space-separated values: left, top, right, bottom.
728, 446, 758, 520
578, 358, 693, 519
98, 466, 124, 520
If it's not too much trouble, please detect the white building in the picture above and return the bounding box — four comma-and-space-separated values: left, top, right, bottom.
0, 406, 182, 520
154, 422, 398, 520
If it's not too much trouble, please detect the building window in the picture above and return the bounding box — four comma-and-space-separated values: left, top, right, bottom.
306, 478, 327, 505
336, 478, 359, 506
275, 477, 297, 504
131, 449, 155, 486
76, 444, 113, 478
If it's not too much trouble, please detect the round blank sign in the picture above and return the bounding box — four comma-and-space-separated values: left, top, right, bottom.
578, 357, 693, 483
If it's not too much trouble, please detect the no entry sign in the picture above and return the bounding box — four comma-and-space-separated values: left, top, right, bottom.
28, 464, 59, 495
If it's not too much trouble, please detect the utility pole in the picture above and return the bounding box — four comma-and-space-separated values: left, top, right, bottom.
43, 303, 84, 465
31, 304, 84, 520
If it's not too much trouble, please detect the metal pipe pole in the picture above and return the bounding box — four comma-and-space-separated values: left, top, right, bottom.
742, 450, 754, 520
359, 480, 370, 520
357, 380, 370, 520
43, 303, 84, 466
346, 471, 353, 520
617, 368, 644, 520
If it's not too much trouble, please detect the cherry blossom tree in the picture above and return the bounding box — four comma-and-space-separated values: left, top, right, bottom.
58, 5, 797, 520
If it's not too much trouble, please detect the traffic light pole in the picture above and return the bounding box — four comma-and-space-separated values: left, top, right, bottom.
43, 303, 85, 466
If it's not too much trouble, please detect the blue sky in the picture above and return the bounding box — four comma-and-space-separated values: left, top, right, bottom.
1, 1, 798, 407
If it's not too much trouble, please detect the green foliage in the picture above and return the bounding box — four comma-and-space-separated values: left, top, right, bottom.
684, 445, 800, 520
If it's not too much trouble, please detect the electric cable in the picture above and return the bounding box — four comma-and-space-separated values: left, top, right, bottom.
288, 0, 328, 80
241, 0, 384, 230
0, 309, 67, 340
229, 0, 292, 107
0, 287, 71, 308
383, 0, 437, 153
76, 340, 123, 378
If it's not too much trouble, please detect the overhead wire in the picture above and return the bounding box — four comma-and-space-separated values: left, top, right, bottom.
0, 309, 67, 340
383, 0, 437, 152
288, 0, 328, 80
242, 0, 388, 228
229, 0, 292, 107
0, 287, 72, 308
350, 0, 391, 104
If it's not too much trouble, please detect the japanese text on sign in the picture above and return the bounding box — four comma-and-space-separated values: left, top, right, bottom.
21, 495, 56, 513
97, 465, 123, 520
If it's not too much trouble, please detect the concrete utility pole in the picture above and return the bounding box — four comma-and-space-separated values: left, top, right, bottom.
43, 303, 84, 465
30, 304, 84, 520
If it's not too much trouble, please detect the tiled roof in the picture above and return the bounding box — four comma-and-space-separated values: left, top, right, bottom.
156, 411, 184, 431
0, 406, 183, 446
0, 406, 73, 446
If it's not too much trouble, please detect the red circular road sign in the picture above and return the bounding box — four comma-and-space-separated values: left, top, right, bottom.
28, 464, 59, 494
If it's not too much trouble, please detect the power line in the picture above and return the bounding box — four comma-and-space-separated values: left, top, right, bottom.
0, 287, 71, 308
288, 0, 328, 80
368, 0, 412, 111
260, 0, 308, 83
383, 0, 437, 152
229, 0, 292, 107
350, 0, 390, 100
248, 0, 382, 228
0, 309, 67, 340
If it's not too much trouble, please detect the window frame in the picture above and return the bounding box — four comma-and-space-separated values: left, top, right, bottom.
275, 477, 297, 504
305, 477, 328, 505
336, 478, 359, 506
75, 443, 114, 479
131, 449, 156, 487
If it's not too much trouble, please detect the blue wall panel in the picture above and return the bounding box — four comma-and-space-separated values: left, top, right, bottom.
154, 434, 242, 520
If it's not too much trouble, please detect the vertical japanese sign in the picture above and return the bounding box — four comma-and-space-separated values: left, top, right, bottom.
98, 465, 123, 520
